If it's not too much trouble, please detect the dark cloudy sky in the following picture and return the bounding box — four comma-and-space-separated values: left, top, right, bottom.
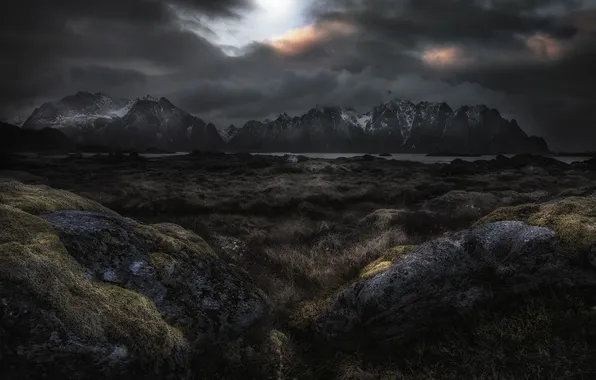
2, 0, 595, 150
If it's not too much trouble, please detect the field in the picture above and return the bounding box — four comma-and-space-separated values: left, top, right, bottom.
3, 151, 596, 379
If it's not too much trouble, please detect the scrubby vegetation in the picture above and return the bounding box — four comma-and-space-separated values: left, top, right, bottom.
2, 152, 596, 379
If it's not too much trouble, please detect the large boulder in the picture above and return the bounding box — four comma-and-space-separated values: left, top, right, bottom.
312, 221, 596, 350
0, 181, 270, 379
476, 195, 596, 264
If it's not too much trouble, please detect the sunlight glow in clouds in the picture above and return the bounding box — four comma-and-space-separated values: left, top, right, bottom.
175, 0, 313, 55
421, 46, 473, 68
267, 21, 358, 55
524, 33, 565, 60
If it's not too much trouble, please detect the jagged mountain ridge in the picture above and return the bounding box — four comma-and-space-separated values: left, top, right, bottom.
229, 100, 549, 154
21, 92, 549, 153
22, 92, 224, 151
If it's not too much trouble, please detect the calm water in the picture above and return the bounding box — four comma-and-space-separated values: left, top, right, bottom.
252, 152, 592, 165
22, 151, 592, 164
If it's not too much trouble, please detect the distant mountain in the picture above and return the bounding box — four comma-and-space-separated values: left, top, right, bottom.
0, 122, 74, 152
21, 93, 549, 154
219, 124, 240, 143
22, 92, 224, 151
229, 100, 549, 154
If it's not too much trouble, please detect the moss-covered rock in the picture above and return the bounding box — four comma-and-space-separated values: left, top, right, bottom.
0, 179, 115, 215
0, 182, 271, 378
360, 245, 418, 279
476, 196, 596, 264
0, 205, 188, 379
39, 210, 270, 342
313, 221, 596, 350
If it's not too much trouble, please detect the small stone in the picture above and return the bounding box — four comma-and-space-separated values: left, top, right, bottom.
103, 270, 119, 283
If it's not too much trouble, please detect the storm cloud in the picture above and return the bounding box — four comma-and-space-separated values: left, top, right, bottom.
1, 0, 595, 150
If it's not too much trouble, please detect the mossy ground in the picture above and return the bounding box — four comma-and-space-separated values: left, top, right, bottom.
359, 245, 418, 279
477, 196, 596, 263
0, 179, 116, 215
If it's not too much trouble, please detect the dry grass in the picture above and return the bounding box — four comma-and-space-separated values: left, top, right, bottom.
309, 291, 596, 380
242, 224, 408, 312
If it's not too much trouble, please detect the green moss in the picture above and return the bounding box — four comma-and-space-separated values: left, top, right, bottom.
0, 204, 187, 362
139, 223, 217, 261
477, 196, 596, 262
360, 245, 418, 279
0, 179, 116, 215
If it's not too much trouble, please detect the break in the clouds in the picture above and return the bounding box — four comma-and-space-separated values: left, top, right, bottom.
1, 0, 596, 150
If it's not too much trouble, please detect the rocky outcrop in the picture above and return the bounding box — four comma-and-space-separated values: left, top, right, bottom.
0, 180, 270, 379
313, 220, 596, 350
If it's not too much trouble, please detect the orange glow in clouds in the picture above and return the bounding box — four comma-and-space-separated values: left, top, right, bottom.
268, 21, 357, 55
422, 46, 471, 68
525, 33, 564, 60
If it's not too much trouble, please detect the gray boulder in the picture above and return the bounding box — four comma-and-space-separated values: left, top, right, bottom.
314, 221, 596, 349
40, 211, 270, 339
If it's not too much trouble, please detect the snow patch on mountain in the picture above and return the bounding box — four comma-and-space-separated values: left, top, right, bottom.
110, 101, 135, 118
355, 114, 372, 130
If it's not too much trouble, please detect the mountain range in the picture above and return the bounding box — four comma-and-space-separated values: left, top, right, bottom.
5, 91, 549, 154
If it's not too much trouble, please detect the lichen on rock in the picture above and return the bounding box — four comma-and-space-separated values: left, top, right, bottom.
0, 179, 116, 215
477, 196, 596, 264
360, 245, 418, 279
313, 220, 596, 350
0, 181, 271, 378
0, 205, 188, 378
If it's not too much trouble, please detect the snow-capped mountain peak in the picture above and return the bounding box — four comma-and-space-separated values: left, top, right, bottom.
20, 92, 549, 154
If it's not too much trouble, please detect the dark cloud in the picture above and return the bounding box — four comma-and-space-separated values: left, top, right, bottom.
0, 0, 243, 116
1, 0, 596, 150
69, 66, 147, 88
299, 0, 596, 150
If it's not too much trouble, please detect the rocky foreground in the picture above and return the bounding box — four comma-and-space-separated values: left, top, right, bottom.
2, 153, 596, 379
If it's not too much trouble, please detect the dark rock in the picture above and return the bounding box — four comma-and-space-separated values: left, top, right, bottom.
379, 153, 392, 157
0, 190, 270, 379
40, 211, 270, 339
314, 221, 596, 349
